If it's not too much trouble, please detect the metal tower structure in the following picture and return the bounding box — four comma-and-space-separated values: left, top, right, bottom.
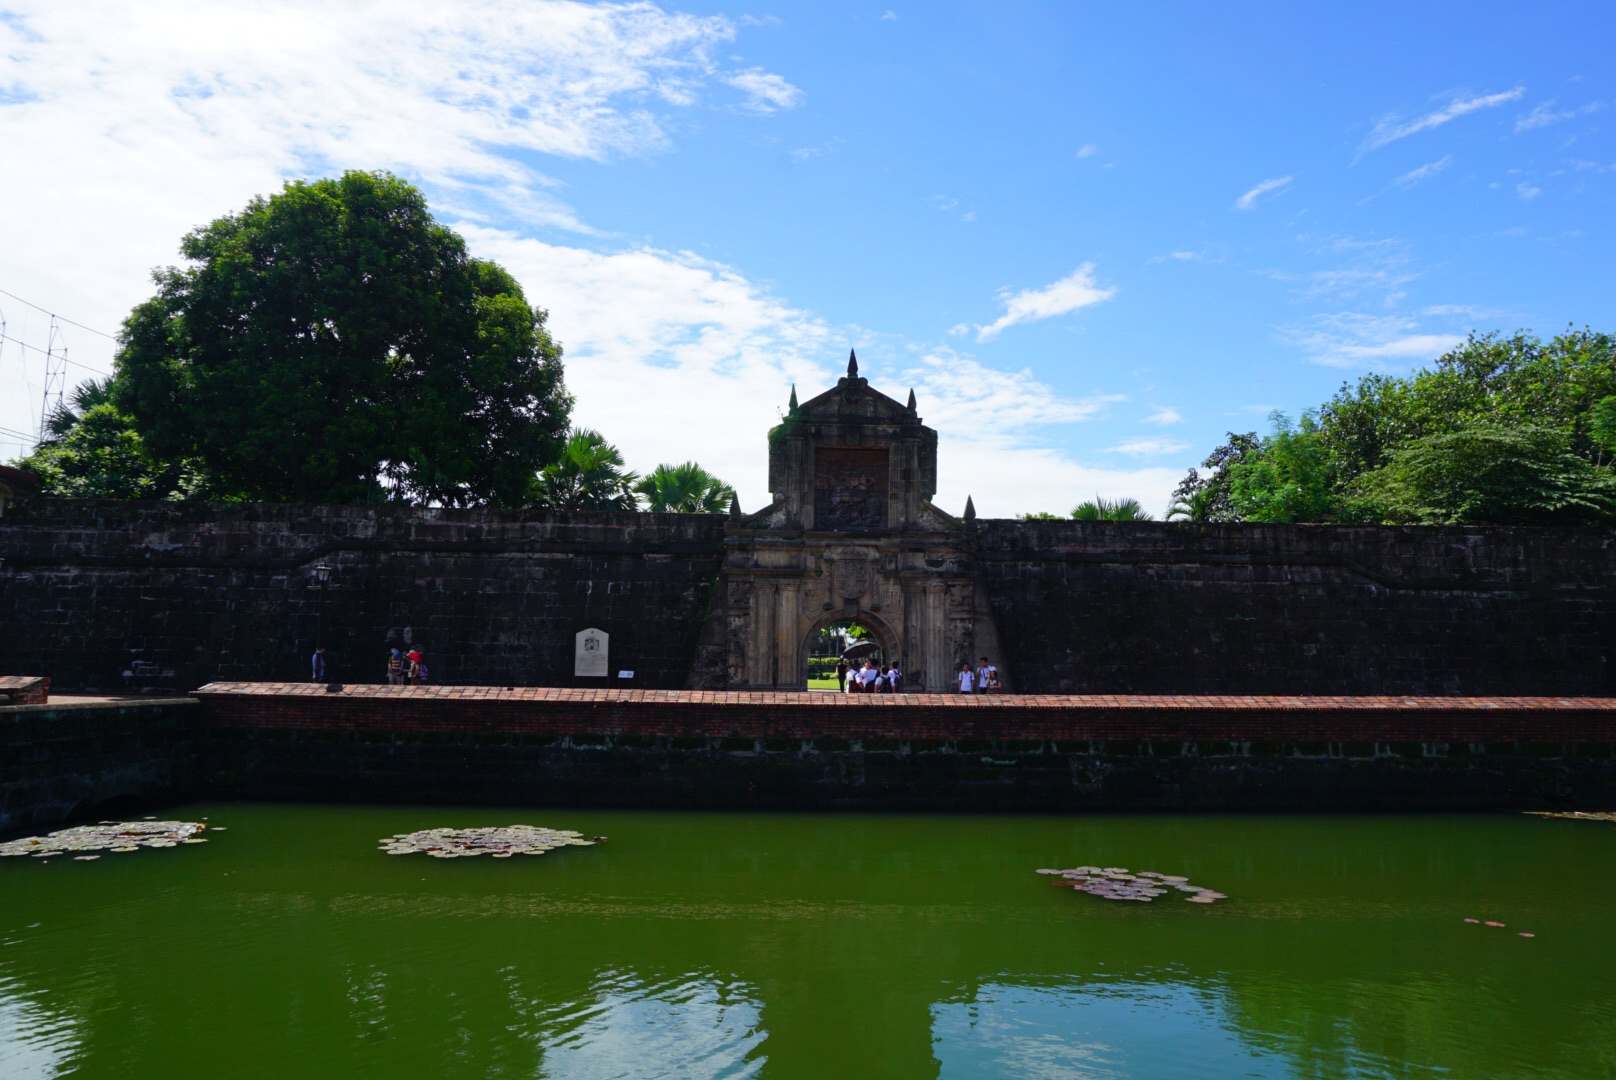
37, 317, 66, 443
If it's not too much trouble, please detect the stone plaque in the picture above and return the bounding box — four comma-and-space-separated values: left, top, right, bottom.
831, 549, 873, 600
814, 447, 889, 530
574, 627, 609, 677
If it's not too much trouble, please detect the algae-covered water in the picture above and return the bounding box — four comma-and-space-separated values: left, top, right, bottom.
2, 806, 1614, 1078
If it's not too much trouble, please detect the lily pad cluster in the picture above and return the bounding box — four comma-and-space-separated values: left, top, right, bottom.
1036, 865, 1227, 904
0, 820, 210, 860
379, 826, 601, 859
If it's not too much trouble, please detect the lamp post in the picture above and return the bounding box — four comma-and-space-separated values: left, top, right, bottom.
312, 563, 332, 681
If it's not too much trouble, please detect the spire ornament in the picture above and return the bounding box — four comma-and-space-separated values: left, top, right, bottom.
906, 388, 917, 412
789, 384, 799, 413
964, 496, 977, 523
847, 349, 859, 378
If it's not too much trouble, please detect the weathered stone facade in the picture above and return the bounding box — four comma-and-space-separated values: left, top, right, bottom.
711, 353, 1007, 691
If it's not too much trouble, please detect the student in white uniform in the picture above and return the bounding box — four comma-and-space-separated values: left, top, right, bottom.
957, 662, 975, 694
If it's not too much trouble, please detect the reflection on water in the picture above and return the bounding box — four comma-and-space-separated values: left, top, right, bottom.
3, 806, 1616, 1077
934, 980, 1284, 1080
528, 970, 765, 1079
0, 981, 79, 1079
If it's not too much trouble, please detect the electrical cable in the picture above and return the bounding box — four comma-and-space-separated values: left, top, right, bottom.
0, 286, 117, 340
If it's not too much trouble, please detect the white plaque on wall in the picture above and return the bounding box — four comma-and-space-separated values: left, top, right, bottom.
574, 628, 609, 677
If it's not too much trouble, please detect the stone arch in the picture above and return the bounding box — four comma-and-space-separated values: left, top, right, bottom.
799, 608, 902, 687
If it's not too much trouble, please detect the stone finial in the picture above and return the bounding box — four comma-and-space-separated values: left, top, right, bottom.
906, 388, 917, 412
729, 492, 742, 517
964, 495, 977, 523
789, 384, 799, 413
847, 349, 859, 378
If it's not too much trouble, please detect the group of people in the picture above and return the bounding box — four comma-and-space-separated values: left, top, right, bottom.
385, 647, 429, 685
956, 657, 1000, 694
832, 656, 1003, 693
836, 658, 905, 693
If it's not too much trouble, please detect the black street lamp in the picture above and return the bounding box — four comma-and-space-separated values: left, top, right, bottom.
312, 563, 332, 681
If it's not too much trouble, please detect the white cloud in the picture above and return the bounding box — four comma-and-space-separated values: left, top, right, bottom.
0, 0, 1170, 519
1105, 437, 1188, 457
1361, 87, 1524, 153
458, 225, 833, 504
1517, 181, 1543, 201
975, 264, 1116, 341
0, 0, 800, 449
1234, 176, 1292, 211
1075, 143, 1100, 159
1282, 313, 1466, 369
880, 10, 898, 20
1142, 405, 1183, 426
1515, 99, 1604, 132
1147, 250, 1218, 264
726, 67, 803, 113
1393, 155, 1453, 187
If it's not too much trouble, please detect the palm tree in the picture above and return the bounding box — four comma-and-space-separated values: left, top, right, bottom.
1166, 486, 1217, 522
43, 378, 117, 441
528, 429, 639, 511
635, 461, 735, 513
1071, 496, 1155, 521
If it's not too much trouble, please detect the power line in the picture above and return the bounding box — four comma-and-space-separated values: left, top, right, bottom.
0, 335, 111, 376
0, 286, 117, 340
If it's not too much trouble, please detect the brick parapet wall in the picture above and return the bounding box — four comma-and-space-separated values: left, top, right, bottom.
0, 676, 48, 705
192, 683, 1616, 745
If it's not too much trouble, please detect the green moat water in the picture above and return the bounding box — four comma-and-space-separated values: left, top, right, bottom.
3, 806, 1614, 1078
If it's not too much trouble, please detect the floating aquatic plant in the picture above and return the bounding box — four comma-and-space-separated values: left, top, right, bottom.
1527, 811, 1616, 824
1035, 865, 1225, 904
0, 821, 210, 859
379, 826, 603, 859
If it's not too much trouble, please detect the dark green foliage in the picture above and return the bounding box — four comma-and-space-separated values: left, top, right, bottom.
1352, 425, 1616, 526
1169, 432, 1261, 522
14, 378, 228, 499
113, 170, 571, 506
1016, 511, 1063, 521
635, 462, 734, 513
528, 429, 638, 511
1177, 328, 1616, 526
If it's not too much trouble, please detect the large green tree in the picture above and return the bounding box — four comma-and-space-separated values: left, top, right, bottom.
634, 461, 734, 513
113, 170, 571, 505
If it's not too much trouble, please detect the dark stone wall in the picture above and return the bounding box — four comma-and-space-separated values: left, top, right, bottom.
976, 521, 1616, 696
0, 500, 726, 691
0, 699, 200, 835
4, 502, 1615, 697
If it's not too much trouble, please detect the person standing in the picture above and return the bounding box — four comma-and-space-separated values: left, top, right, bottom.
386, 647, 407, 685
310, 646, 327, 683
407, 648, 428, 684
976, 657, 998, 695
834, 658, 848, 691
888, 660, 905, 693
957, 661, 975, 694
858, 659, 879, 693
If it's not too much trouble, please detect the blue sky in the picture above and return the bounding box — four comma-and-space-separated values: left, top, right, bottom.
1, 1, 1612, 515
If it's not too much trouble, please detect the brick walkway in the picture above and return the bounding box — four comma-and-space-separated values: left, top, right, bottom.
191, 682, 1616, 743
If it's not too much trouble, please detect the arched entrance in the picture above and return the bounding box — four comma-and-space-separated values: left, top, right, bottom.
800, 609, 900, 691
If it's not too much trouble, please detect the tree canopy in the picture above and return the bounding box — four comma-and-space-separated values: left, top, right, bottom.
527, 429, 639, 511
635, 462, 734, 513
111, 170, 571, 505
1173, 328, 1616, 527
